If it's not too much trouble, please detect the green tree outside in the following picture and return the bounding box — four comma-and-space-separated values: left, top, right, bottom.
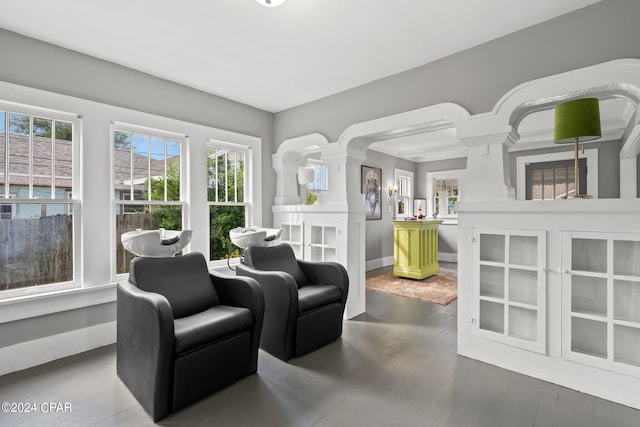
207, 152, 246, 260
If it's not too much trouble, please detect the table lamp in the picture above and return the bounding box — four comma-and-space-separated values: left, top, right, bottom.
553, 98, 601, 198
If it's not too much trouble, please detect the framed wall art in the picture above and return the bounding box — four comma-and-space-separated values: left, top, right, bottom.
361, 165, 382, 220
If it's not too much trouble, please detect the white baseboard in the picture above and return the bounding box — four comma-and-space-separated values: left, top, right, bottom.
366, 256, 394, 271
366, 253, 457, 271
0, 321, 116, 376
438, 252, 458, 263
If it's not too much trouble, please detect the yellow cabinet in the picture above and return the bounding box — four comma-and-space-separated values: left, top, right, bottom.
393, 220, 442, 279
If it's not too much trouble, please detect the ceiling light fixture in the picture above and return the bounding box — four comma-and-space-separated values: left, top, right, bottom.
256, 0, 287, 7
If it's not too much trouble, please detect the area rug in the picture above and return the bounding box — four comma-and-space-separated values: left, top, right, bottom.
366, 268, 458, 306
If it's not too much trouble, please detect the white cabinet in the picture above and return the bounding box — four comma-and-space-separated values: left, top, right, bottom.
279, 223, 303, 258
562, 232, 640, 377
278, 221, 339, 262
472, 229, 547, 354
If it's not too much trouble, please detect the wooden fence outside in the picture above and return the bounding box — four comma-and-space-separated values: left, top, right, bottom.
115, 213, 158, 274
0, 214, 73, 290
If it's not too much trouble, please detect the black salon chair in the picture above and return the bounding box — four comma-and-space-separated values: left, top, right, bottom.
236, 243, 348, 361
117, 252, 264, 421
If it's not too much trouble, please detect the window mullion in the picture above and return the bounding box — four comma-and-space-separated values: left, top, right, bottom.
215, 148, 219, 203
129, 134, 134, 203
3, 113, 8, 199
224, 151, 228, 203
164, 141, 168, 202
28, 115, 33, 199
51, 119, 56, 199
147, 138, 151, 202
234, 151, 238, 203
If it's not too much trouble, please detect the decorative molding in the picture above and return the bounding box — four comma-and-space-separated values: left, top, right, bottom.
0, 284, 116, 324
0, 321, 116, 376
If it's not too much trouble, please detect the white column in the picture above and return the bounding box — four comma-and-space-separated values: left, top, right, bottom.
272, 154, 305, 205
459, 130, 517, 201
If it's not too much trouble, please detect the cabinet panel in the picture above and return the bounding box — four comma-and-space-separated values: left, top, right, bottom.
571, 238, 607, 273
562, 232, 640, 378
479, 234, 505, 263
614, 325, 640, 367
509, 306, 537, 341
571, 275, 607, 317
473, 228, 546, 354
479, 265, 504, 299
614, 280, 640, 323
509, 268, 538, 306
509, 235, 538, 266
479, 300, 504, 334
571, 317, 607, 359
613, 240, 640, 276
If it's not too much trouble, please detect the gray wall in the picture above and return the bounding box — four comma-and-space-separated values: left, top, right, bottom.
273, 0, 640, 147
363, 150, 416, 263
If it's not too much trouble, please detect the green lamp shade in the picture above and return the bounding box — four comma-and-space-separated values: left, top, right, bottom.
554, 98, 602, 144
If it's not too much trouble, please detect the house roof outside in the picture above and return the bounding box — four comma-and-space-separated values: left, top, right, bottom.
1, 132, 175, 194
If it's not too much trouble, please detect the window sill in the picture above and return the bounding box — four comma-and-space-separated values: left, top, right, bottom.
0, 284, 116, 324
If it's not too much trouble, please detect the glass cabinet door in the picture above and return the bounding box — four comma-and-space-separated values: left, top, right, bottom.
562, 232, 640, 377
473, 229, 547, 354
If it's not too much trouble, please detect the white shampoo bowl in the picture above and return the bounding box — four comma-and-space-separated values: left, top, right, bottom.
229, 227, 283, 250
121, 229, 193, 257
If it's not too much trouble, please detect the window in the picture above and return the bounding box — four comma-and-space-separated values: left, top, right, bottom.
307, 160, 328, 192
394, 169, 413, 218
515, 149, 598, 200
435, 178, 459, 216
0, 194, 16, 219
113, 125, 185, 275
525, 158, 586, 200
426, 169, 465, 222
0, 107, 79, 294
207, 142, 250, 262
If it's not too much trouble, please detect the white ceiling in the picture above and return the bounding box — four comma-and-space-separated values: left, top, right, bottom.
0, 0, 599, 113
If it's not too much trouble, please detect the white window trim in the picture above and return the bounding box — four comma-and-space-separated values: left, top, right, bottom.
207, 139, 256, 268
0, 100, 82, 300
111, 122, 189, 281
516, 148, 598, 201
394, 168, 414, 218
426, 169, 465, 224
307, 158, 328, 193
0, 80, 261, 323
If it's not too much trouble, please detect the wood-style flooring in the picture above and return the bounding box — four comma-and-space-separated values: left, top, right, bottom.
1, 267, 639, 426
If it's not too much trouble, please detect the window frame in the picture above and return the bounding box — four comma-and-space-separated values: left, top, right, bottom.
525, 158, 587, 200
111, 122, 188, 280
425, 169, 465, 224
394, 168, 414, 218
0, 101, 82, 299
207, 139, 253, 267
307, 159, 328, 193
516, 149, 598, 200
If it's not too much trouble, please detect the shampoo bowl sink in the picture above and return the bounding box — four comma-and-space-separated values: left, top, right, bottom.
121, 229, 193, 257
229, 227, 283, 250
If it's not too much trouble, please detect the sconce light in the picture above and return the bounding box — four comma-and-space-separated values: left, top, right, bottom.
553, 98, 601, 198
388, 185, 397, 197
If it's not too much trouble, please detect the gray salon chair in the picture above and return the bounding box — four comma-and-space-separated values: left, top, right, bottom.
236, 243, 348, 361
117, 252, 264, 421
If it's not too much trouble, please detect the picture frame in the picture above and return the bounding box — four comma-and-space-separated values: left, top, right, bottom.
361, 165, 382, 220
413, 198, 427, 218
